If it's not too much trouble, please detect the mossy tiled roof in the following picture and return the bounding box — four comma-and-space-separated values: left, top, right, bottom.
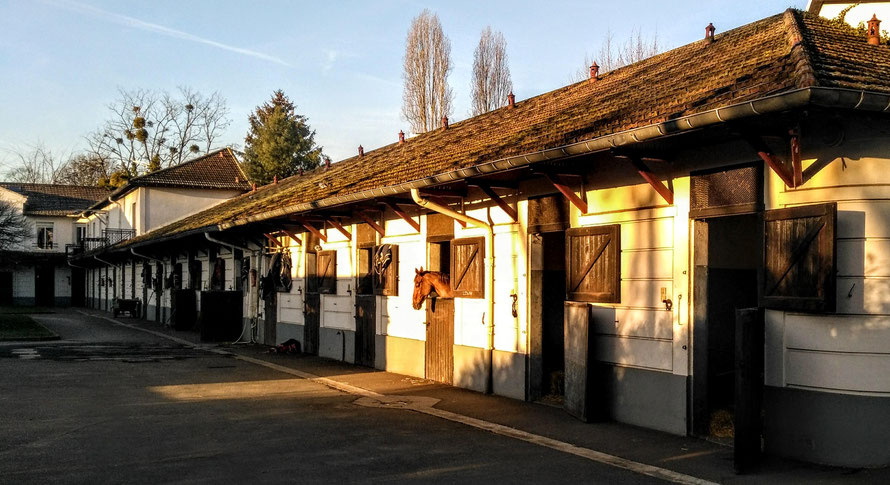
0, 183, 109, 216
120, 9, 890, 248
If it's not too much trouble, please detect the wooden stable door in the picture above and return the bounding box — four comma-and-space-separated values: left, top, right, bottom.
354, 295, 375, 367
425, 298, 454, 384
303, 293, 320, 355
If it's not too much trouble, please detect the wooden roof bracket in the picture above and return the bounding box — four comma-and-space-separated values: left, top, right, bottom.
629, 157, 674, 205
472, 183, 518, 222
743, 133, 796, 188
790, 130, 803, 187
357, 211, 385, 237
384, 201, 421, 232
295, 219, 327, 243
264, 233, 284, 248
325, 218, 352, 240
542, 172, 588, 214
281, 230, 302, 245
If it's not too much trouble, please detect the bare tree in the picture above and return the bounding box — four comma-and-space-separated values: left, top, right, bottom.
0, 200, 31, 251
573, 27, 660, 82
55, 154, 113, 186
3, 144, 65, 184
402, 9, 453, 134
471, 27, 513, 116
86, 87, 231, 176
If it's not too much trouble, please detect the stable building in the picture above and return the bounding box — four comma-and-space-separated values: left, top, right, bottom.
75, 10, 890, 469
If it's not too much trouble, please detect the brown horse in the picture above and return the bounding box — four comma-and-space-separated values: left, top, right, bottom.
412, 267, 454, 310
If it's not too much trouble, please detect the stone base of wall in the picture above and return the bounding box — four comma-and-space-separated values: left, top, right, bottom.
376, 335, 425, 378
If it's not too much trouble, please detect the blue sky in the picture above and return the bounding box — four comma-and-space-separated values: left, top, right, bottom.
0, 0, 806, 171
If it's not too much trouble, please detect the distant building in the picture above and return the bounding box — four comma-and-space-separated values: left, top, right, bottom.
0, 183, 107, 306
808, 0, 890, 26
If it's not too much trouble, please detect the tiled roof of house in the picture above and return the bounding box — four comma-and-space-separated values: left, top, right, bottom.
0, 183, 109, 216
94, 148, 251, 209
118, 9, 890, 248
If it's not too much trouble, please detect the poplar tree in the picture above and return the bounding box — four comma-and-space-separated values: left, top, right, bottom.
242, 90, 324, 185
471, 27, 512, 116
402, 10, 453, 134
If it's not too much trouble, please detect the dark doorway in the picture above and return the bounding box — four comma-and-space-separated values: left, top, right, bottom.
354, 245, 376, 367
303, 250, 320, 354
692, 213, 761, 438
529, 231, 566, 403
35, 264, 55, 307
0, 272, 12, 305
70, 267, 84, 307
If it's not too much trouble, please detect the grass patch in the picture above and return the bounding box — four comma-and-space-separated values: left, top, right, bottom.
0, 314, 59, 341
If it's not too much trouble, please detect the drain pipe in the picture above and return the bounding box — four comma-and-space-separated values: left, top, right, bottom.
130, 247, 163, 264
411, 188, 496, 395
204, 232, 253, 254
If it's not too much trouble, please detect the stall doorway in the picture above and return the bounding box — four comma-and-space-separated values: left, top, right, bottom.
35, 264, 55, 307
692, 213, 760, 438
425, 239, 454, 384
529, 231, 566, 403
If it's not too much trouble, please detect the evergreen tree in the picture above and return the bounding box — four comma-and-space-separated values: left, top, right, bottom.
243, 90, 323, 184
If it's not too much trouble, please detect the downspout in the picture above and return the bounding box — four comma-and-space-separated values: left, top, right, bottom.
410, 188, 496, 395
94, 255, 114, 266
204, 232, 253, 253
130, 247, 163, 263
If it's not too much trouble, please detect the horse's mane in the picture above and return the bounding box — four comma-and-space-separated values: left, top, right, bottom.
419, 270, 449, 284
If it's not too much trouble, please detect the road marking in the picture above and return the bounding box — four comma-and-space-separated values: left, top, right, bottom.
79, 309, 717, 485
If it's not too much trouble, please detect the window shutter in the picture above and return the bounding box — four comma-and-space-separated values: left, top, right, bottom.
317, 250, 337, 294
762, 203, 836, 312
528, 194, 570, 233
565, 225, 620, 303
451, 237, 485, 298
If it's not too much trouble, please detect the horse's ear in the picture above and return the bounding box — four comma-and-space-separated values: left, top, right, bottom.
416, 267, 424, 274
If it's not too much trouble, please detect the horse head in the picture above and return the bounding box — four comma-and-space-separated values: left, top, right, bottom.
412, 267, 431, 310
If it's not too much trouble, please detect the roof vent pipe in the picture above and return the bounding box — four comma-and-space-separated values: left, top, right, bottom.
273, 175, 278, 184
398, 131, 405, 144
868, 14, 882, 45
589, 62, 599, 81
251, 182, 257, 192
358, 145, 364, 157
325, 157, 331, 169
507, 92, 515, 108
441, 116, 449, 129
705, 23, 716, 42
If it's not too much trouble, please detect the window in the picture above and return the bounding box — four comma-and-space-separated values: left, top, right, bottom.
75, 225, 86, 245
36, 223, 54, 249
317, 250, 337, 294
565, 225, 620, 303
762, 203, 836, 312
451, 237, 485, 298
374, 244, 398, 296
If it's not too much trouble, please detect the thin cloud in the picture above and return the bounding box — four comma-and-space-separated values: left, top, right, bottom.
44, 0, 291, 67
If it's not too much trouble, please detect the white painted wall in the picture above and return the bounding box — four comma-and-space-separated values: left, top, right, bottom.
764, 155, 890, 396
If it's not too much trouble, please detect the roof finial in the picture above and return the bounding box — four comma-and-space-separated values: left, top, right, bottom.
507, 91, 515, 108
589, 62, 599, 82
398, 131, 405, 144
358, 145, 364, 157
868, 14, 882, 45
705, 23, 716, 43
441, 116, 449, 129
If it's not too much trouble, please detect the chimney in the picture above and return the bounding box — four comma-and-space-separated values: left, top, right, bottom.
507, 92, 515, 108
705, 23, 716, 43
868, 14, 882, 45
251, 182, 257, 192
325, 157, 331, 169
398, 130, 405, 144
235, 176, 240, 184
589, 62, 599, 81
358, 145, 364, 157
441, 116, 449, 129
299, 168, 304, 176
273, 175, 278, 184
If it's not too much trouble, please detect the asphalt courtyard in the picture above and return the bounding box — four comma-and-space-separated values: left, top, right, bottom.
1, 310, 886, 484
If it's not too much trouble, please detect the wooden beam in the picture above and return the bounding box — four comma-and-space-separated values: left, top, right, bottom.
357, 211, 385, 237
281, 230, 302, 246
384, 201, 421, 232
476, 184, 518, 222
427, 196, 466, 228
543, 172, 588, 214
296, 220, 327, 243
630, 157, 673, 205
264, 233, 283, 248
326, 218, 352, 240
790, 135, 803, 188
744, 134, 795, 188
